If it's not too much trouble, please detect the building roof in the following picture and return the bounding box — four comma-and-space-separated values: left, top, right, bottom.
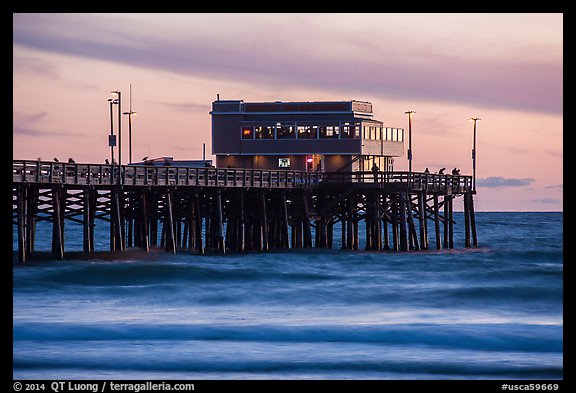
211, 99, 374, 118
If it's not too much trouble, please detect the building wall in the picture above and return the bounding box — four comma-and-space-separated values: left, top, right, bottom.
238, 139, 361, 155
361, 140, 404, 157
382, 141, 404, 157
324, 155, 353, 172
212, 113, 245, 155
216, 154, 353, 172
216, 155, 253, 169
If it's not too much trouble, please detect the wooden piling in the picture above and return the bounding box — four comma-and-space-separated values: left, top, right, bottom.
464, 191, 471, 248
52, 188, 64, 260
26, 186, 37, 257
443, 195, 449, 249
391, 196, 399, 252
260, 191, 269, 252
433, 194, 442, 250
365, 201, 372, 250
238, 191, 245, 253
113, 190, 125, 251
383, 210, 390, 251
302, 193, 313, 248
164, 190, 176, 254
215, 189, 225, 253
117, 191, 126, 251
83, 189, 92, 253
17, 186, 28, 263
352, 216, 359, 251
399, 192, 408, 251
418, 193, 428, 250
374, 193, 382, 251
341, 217, 347, 250
280, 192, 290, 249
194, 191, 204, 255
327, 218, 334, 249
448, 195, 454, 248
469, 192, 478, 247
149, 193, 158, 246
140, 191, 150, 252
406, 194, 420, 251
346, 197, 354, 250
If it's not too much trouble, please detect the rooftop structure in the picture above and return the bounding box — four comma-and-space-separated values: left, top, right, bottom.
129, 157, 212, 167
211, 99, 404, 172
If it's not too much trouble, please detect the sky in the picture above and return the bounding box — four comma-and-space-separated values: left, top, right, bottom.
13, 13, 563, 211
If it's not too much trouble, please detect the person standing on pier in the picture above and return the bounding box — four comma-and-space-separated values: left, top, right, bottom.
371, 163, 379, 183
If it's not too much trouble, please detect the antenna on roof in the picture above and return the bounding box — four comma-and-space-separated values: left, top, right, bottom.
217, 93, 220, 101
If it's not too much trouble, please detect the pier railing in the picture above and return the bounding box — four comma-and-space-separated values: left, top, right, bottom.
12, 161, 471, 192
12, 160, 324, 188
322, 171, 472, 193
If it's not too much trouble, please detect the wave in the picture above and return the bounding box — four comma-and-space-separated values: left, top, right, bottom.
13, 358, 562, 379
13, 322, 562, 353
13, 260, 338, 289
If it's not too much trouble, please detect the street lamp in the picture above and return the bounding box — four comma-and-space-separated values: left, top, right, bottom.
107, 99, 116, 164
123, 111, 137, 164
111, 91, 122, 168
469, 117, 481, 192
107, 98, 118, 183
405, 111, 416, 175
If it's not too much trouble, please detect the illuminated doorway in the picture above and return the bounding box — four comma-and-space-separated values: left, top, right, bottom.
306, 154, 324, 171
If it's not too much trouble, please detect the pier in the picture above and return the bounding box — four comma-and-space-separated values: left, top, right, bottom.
12, 160, 477, 263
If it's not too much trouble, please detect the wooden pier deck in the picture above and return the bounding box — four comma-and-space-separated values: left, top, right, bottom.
12, 160, 477, 263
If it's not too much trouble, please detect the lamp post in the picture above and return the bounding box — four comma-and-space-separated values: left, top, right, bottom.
123, 111, 137, 164
107, 98, 117, 183
469, 117, 481, 192
111, 91, 121, 184
405, 111, 416, 175
107, 99, 116, 165
111, 91, 122, 167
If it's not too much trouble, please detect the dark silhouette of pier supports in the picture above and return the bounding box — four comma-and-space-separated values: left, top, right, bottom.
13, 181, 478, 263
51, 188, 64, 260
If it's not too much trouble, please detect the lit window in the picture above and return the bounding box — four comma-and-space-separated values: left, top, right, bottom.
278, 158, 290, 168
241, 127, 253, 139
341, 124, 351, 138
255, 126, 274, 139
297, 125, 316, 139
319, 125, 339, 138
277, 125, 295, 139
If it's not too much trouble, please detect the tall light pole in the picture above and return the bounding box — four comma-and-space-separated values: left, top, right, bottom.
123, 111, 137, 164
469, 117, 481, 192
107, 98, 116, 165
405, 111, 416, 175
111, 91, 122, 167
107, 98, 118, 184
123, 83, 136, 164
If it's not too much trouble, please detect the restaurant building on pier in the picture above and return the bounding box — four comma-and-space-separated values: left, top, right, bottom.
211, 99, 404, 172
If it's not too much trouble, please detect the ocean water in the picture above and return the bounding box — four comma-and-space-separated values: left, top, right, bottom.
12, 212, 563, 380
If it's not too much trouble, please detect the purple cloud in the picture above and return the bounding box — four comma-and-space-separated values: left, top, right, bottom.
13, 13, 562, 115
530, 198, 561, 204
477, 177, 535, 187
